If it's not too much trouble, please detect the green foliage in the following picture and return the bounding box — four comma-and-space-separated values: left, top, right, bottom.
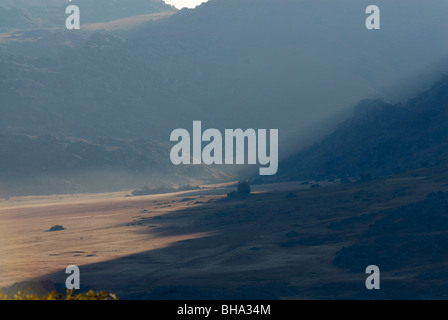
0, 289, 118, 300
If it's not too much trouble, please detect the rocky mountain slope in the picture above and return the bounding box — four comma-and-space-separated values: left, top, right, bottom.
275, 75, 448, 181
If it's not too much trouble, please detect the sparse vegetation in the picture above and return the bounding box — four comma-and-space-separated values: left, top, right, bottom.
227, 181, 251, 198
0, 289, 117, 300
334, 191, 448, 272
237, 181, 251, 194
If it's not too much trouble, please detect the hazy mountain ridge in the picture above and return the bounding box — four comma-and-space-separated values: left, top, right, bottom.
1, 0, 448, 194
275, 75, 448, 181
0, 5, 39, 30
3, 0, 448, 138
0, 0, 176, 28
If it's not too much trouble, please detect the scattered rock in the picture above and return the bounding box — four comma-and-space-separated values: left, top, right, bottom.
48, 225, 64, 232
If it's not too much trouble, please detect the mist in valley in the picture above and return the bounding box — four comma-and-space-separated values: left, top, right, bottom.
1, 0, 447, 194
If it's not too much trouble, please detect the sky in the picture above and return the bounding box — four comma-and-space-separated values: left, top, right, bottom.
163, 0, 208, 9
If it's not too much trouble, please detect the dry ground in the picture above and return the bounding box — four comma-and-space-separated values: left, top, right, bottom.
1, 170, 447, 299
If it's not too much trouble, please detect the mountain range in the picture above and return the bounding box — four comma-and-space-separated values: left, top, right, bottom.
1, 0, 448, 195
273, 75, 448, 181
0, 0, 176, 28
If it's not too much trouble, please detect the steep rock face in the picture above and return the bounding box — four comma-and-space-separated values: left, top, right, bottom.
277, 75, 448, 180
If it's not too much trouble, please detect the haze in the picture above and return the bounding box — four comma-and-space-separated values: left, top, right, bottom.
0, 0, 447, 195
164, 0, 208, 9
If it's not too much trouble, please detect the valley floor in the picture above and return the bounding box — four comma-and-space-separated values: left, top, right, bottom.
1, 169, 448, 299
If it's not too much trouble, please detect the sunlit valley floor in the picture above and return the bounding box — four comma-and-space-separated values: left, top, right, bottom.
1, 167, 448, 299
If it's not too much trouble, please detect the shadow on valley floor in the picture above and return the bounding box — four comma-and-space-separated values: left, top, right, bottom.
7, 167, 448, 299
